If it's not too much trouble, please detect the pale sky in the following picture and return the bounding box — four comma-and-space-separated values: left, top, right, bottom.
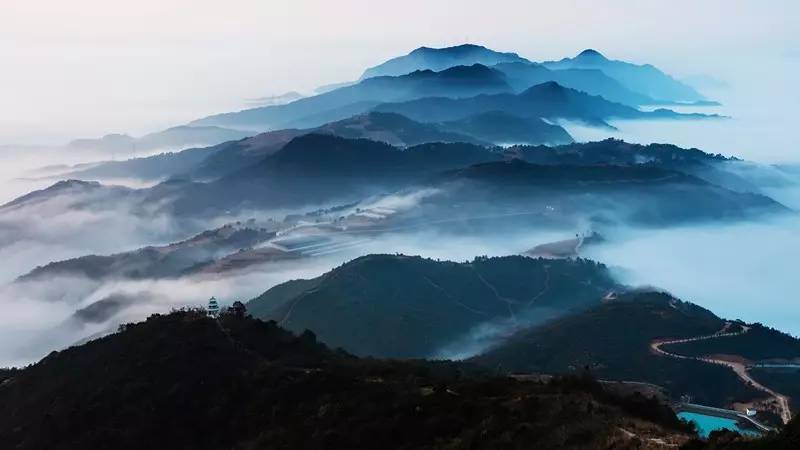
1, 0, 798, 144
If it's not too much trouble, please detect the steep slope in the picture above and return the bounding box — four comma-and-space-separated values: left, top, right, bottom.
191, 64, 513, 131
471, 292, 767, 408
0, 310, 696, 449
543, 49, 704, 103
361, 43, 529, 79
248, 254, 617, 358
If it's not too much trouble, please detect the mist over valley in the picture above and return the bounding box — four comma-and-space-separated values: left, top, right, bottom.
2, 10, 800, 447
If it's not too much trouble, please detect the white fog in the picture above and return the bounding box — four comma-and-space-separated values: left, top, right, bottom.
1, 13, 799, 368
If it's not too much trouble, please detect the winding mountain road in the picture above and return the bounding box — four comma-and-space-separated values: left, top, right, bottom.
650, 323, 792, 425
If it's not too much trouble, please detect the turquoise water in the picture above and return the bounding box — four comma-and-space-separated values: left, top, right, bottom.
677, 411, 761, 438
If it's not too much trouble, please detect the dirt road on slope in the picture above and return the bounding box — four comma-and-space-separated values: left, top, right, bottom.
651, 323, 792, 425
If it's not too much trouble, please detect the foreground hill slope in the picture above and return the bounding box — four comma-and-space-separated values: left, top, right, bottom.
248, 254, 617, 358
0, 310, 695, 449
471, 292, 796, 409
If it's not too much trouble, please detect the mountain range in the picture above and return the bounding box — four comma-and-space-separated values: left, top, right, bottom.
361, 45, 703, 105
191, 64, 515, 131
360, 44, 529, 79
17, 223, 276, 284
66, 126, 252, 155
543, 49, 705, 103
60, 111, 572, 182
192, 50, 715, 133
374, 81, 717, 127
5, 42, 800, 447
63, 44, 713, 162
10, 133, 787, 245
492, 61, 655, 105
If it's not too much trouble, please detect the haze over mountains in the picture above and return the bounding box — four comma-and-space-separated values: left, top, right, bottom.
10, 134, 783, 230
2, 41, 799, 447
374, 80, 716, 127
359, 44, 529, 78
542, 49, 706, 103
66, 125, 253, 155
41, 44, 710, 161
189, 45, 717, 134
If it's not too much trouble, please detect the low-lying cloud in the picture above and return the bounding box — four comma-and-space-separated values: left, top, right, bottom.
584, 211, 800, 337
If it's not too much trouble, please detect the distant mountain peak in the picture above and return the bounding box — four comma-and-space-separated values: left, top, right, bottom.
521, 80, 569, 97
577, 49, 606, 59
533, 80, 565, 89
411, 43, 491, 55
543, 49, 705, 102
361, 44, 528, 79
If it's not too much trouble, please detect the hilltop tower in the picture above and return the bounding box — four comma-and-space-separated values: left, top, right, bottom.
207, 297, 220, 317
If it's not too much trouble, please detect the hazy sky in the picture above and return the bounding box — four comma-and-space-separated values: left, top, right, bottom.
1, 0, 798, 144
